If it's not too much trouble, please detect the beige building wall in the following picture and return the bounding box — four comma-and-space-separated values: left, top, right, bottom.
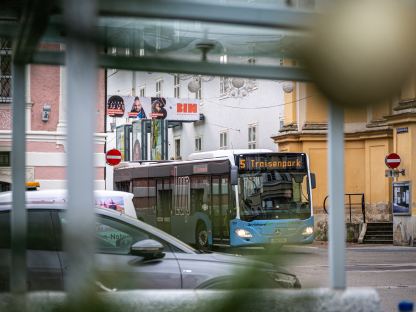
273, 78, 416, 246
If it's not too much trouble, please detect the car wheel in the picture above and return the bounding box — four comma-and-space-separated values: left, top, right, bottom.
195, 222, 208, 250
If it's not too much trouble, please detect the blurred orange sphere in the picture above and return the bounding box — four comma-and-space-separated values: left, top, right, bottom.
303, 0, 416, 107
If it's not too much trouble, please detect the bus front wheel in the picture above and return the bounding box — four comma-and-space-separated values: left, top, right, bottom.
195, 222, 209, 250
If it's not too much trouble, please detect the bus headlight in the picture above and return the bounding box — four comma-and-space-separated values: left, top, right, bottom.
302, 226, 313, 236
235, 228, 253, 238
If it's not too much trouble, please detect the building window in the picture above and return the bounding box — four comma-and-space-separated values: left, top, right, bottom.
156, 79, 163, 97
175, 138, 181, 159
195, 137, 202, 152
220, 77, 228, 96
248, 124, 257, 149
139, 86, 145, 97
0, 151, 10, 167
220, 131, 228, 149
174, 75, 180, 98
0, 39, 12, 103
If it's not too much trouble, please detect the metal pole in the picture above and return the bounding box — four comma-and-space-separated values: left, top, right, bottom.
11, 62, 27, 293
328, 103, 346, 289
64, 0, 97, 299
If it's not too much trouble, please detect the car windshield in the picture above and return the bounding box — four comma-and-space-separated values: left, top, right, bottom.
238, 170, 310, 221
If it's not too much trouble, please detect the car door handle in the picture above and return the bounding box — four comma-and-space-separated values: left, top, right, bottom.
95, 281, 117, 292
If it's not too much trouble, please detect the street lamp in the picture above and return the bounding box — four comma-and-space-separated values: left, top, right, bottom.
222, 77, 257, 98
187, 77, 201, 93
282, 81, 294, 93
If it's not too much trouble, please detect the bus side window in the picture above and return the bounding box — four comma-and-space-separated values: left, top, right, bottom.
190, 176, 210, 215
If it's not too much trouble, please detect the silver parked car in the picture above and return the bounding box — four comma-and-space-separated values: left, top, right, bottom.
0, 205, 300, 291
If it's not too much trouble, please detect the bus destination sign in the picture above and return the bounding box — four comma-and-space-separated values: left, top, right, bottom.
237, 154, 306, 172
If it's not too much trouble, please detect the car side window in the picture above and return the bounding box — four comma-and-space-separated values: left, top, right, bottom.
95, 216, 149, 254
27, 210, 56, 250
57, 213, 177, 255
0, 210, 56, 251
0, 212, 10, 248
96, 216, 171, 255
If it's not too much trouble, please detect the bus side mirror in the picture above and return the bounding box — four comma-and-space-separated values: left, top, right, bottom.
230, 166, 238, 186
310, 173, 316, 189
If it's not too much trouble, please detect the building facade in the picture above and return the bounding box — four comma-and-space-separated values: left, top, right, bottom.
107, 71, 285, 156
273, 79, 416, 246
0, 42, 106, 191
105, 70, 286, 189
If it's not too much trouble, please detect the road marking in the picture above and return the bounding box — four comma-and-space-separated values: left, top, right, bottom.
347, 246, 416, 251
374, 285, 416, 289
292, 263, 416, 273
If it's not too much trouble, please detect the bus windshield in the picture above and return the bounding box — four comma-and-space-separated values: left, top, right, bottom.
238, 170, 310, 221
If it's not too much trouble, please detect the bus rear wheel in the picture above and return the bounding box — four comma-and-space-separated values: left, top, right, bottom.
196, 222, 209, 250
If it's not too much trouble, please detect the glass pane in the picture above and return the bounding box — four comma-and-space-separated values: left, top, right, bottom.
27, 211, 56, 251
0, 78, 11, 98
0, 152, 10, 167
95, 216, 148, 254
0, 212, 10, 248
1, 55, 11, 76
96, 16, 305, 66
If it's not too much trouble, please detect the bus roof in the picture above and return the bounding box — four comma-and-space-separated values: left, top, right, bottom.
188, 149, 273, 165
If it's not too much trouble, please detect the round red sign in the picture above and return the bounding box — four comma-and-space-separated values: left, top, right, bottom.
106, 149, 122, 166
385, 153, 401, 169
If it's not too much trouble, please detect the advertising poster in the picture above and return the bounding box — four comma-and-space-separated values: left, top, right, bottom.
116, 126, 125, 161
151, 119, 163, 160
132, 120, 142, 161
128, 96, 147, 119
107, 95, 125, 117
151, 97, 168, 119
107, 96, 200, 121
392, 181, 411, 215
95, 196, 125, 213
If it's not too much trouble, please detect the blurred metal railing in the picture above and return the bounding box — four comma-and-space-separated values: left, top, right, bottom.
6, 0, 375, 297
323, 193, 366, 224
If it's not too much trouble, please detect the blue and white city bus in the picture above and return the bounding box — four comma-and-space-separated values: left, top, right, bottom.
113, 149, 316, 249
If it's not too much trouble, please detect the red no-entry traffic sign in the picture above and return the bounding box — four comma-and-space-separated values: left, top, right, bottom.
106, 149, 122, 166
385, 153, 401, 169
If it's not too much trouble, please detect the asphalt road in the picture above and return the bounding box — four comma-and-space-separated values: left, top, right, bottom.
219, 243, 416, 312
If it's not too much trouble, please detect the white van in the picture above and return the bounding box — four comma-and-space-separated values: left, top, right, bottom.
0, 189, 137, 219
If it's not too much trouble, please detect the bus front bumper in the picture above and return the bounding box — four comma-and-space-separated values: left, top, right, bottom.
229, 217, 315, 247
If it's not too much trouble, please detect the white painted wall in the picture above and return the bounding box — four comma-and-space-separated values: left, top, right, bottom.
170, 78, 284, 159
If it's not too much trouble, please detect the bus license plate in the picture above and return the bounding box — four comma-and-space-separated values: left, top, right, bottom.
272, 238, 287, 244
